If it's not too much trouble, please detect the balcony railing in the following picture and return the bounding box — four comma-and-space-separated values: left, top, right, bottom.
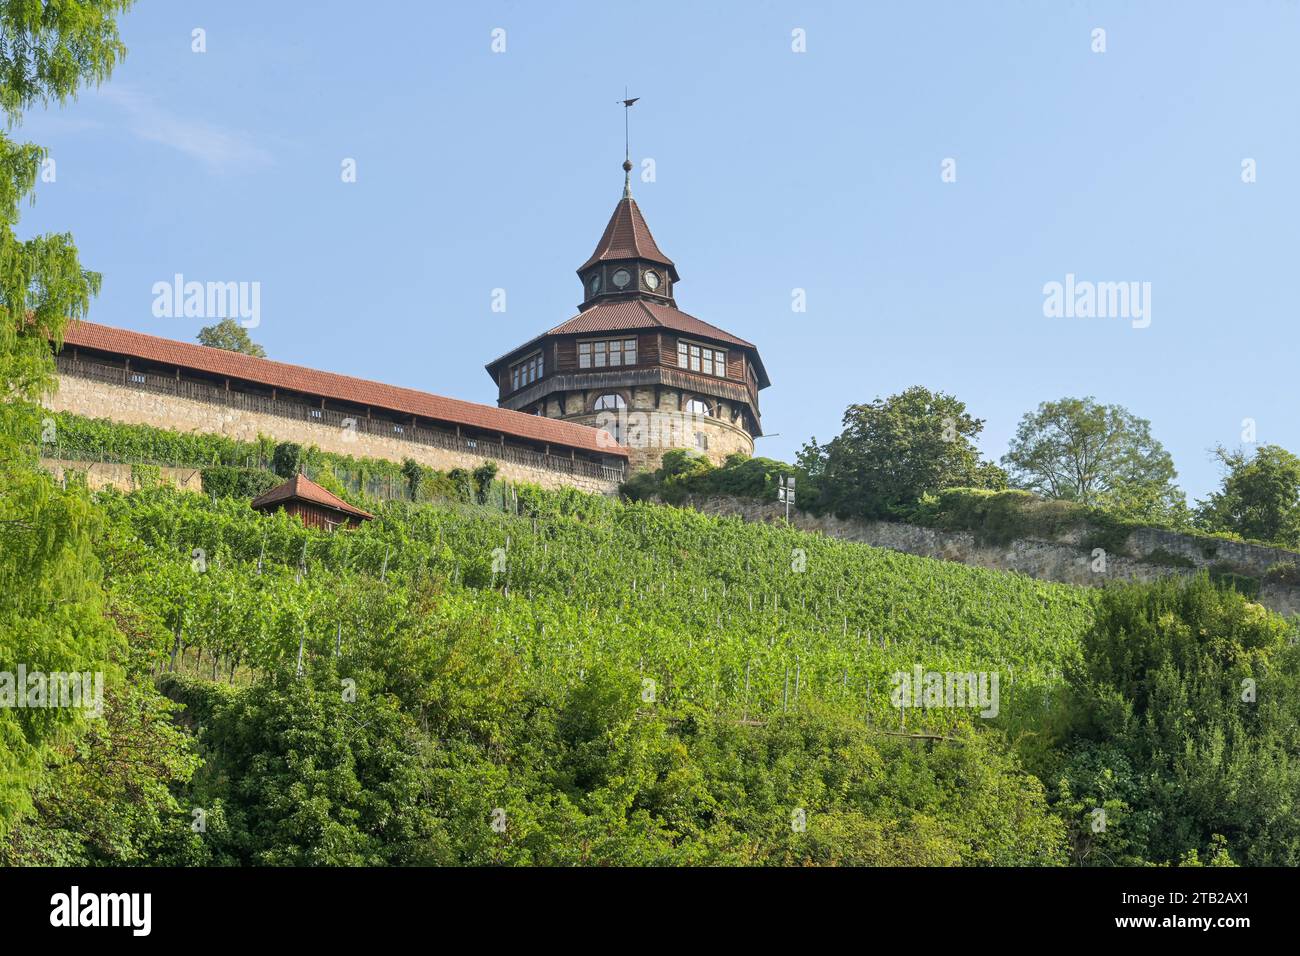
55, 354, 625, 484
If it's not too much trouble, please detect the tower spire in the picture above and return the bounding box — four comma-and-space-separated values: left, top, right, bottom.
619, 89, 639, 198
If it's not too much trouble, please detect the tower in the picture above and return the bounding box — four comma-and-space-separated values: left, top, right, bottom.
484, 116, 769, 473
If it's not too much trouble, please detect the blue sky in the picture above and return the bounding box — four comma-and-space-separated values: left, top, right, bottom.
16, 0, 1300, 501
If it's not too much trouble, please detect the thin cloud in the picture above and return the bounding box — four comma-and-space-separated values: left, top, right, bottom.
98, 86, 272, 171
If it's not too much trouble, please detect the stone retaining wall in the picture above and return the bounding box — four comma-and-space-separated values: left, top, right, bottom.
40, 458, 204, 493
678, 494, 1300, 618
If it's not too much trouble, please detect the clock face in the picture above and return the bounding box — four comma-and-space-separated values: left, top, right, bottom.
644, 270, 660, 290
612, 269, 631, 289
589, 274, 601, 294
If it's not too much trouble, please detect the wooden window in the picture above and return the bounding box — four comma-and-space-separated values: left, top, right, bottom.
594, 393, 626, 410
685, 398, 712, 417
580, 337, 636, 368
510, 351, 544, 390
677, 340, 726, 377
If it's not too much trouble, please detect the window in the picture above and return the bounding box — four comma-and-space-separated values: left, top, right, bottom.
393, 424, 404, 434
579, 338, 637, 369
594, 393, 626, 410
677, 340, 726, 377
510, 352, 544, 390
310, 408, 323, 419
695, 432, 709, 451
129, 372, 147, 384
685, 398, 713, 417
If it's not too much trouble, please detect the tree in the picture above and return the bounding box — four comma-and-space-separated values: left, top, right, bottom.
0, 0, 136, 835
1000, 397, 1185, 523
797, 386, 1006, 518
192, 672, 437, 866
1047, 575, 1300, 866
1196, 444, 1300, 548
197, 318, 266, 357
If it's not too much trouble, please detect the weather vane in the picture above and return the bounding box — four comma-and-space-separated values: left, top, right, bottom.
619, 88, 639, 198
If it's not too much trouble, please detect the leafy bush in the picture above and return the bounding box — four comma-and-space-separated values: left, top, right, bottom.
1044, 574, 1300, 866
622, 452, 799, 505
1263, 562, 1300, 587
201, 466, 283, 500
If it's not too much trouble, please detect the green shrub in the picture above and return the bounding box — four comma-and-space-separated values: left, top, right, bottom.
1263, 562, 1300, 587
1136, 547, 1196, 569
1207, 563, 1260, 599
621, 453, 800, 506
201, 466, 283, 500
130, 463, 163, 490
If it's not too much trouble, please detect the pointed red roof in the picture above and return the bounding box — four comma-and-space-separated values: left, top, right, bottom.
550, 299, 753, 348
250, 473, 374, 520
578, 198, 675, 274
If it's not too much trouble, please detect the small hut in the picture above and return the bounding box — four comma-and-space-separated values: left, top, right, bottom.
250, 473, 373, 531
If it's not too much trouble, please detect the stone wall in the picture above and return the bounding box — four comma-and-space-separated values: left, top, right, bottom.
45, 374, 621, 496
547, 384, 754, 472
40, 458, 204, 493
677, 494, 1300, 618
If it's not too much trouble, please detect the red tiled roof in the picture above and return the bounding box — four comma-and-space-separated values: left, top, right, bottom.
59, 320, 627, 458
578, 198, 675, 273
486, 299, 758, 374
549, 299, 755, 348
251, 473, 375, 520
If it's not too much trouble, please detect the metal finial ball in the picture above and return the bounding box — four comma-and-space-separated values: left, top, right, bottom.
622, 160, 633, 172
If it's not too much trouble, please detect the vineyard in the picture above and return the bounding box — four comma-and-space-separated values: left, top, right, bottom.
100, 482, 1096, 729
10, 442, 1299, 867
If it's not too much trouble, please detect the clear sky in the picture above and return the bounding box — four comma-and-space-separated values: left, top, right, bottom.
16, 0, 1300, 502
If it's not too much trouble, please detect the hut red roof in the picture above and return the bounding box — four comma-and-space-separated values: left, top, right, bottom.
250, 473, 374, 521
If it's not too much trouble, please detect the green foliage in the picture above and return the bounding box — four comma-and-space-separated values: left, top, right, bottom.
1001, 396, 1186, 525
0, 0, 134, 121
48, 411, 469, 506
1, 676, 203, 865
1138, 547, 1196, 569
189, 670, 436, 866
1207, 565, 1260, 600
0, 0, 135, 833
1196, 444, 1300, 549
622, 451, 799, 505
1263, 562, 1300, 587
196, 318, 266, 357
797, 387, 1006, 519
472, 461, 499, 505
271, 441, 305, 478
49, 409, 259, 465
65, 473, 1099, 864
130, 462, 162, 489
1043, 575, 1300, 866
201, 465, 282, 500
